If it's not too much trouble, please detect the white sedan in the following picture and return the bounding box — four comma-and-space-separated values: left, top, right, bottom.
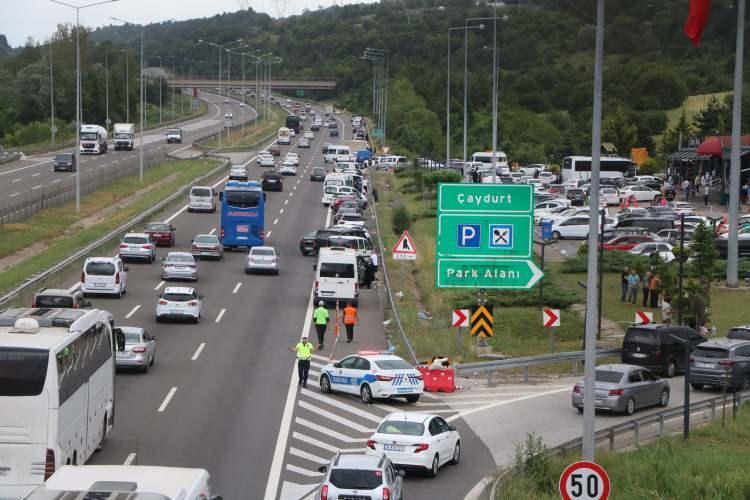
285, 152, 300, 166
367, 412, 460, 478
280, 162, 297, 176
629, 242, 676, 262
304, 130, 314, 139
534, 200, 570, 224
259, 155, 275, 167
551, 215, 616, 239
155, 287, 202, 323
619, 185, 660, 203
600, 187, 620, 205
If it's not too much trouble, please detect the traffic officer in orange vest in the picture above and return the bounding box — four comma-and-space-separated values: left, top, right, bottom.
343, 302, 358, 343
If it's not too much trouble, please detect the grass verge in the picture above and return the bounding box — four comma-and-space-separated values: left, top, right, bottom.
0, 158, 222, 295
202, 105, 286, 149
497, 402, 750, 499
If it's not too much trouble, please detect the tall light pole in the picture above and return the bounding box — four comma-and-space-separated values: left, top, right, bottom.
198, 38, 243, 147
124, 49, 130, 122
48, 40, 56, 146
50, 0, 118, 213
447, 25, 483, 169
156, 55, 162, 124
466, 16, 501, 164
111, 17, 144, 182
364, 48, 388, 147
105, 49, 123, 131
226, 45, 249, 136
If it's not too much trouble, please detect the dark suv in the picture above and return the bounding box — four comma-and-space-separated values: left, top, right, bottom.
262, 171, 283, 192
622, 324, 706, 377
53, 153, 76, 172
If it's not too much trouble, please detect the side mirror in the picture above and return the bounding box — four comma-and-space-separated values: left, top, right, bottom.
199, 294, 204, 299
114, 328, 126, 352
210, 496, 223, 500
317, 466, 327, 474
123, 266, 130, 272
263, 193, 267, 202
449, 425, 457, 431
150, 335, 157, 341
398, 470, 406, 477
313, 264, 318, 271
84, 301, 93, 308
276, 250, 281, 256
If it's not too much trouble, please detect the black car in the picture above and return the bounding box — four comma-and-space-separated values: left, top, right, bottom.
262, 171, 283, 192
310, 167, 326, 182
329, 128, 339, 137
299, 231, 317, 256
53, 153, 76, 172
311, 123, 320, 131
616, 217, 674, 234
566, 188, 587, 206
621, 324, 706, 377
313, 227, 370, 254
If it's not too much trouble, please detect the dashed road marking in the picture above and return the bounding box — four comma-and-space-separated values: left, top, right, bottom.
215, 308, 226, 323
12, 178, 21, 183
154, 281, 165, 290
266, 230, 272, 238
233, 282, 242, 294
208, 228, 216, 235
123, 453, 137, 466
280, 208, 284, 214
157, 387, 178, 413
284, 199, 289, 205
191, 343, 206, 361
124, 305, 140, 319
273, 218, 279, 225
31, 172, 40, 177
31, 185, 42, 190
10, 192, 19, 197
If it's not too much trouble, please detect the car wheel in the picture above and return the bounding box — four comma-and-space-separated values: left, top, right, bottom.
665, 359, 677, 378
428, 454, 439, 478
690, 382, 704, 390
188, 207, 193, 213
551, 231, 561, 240
150, 352, 156, 366
405, 394, 420, 404
576, 406, 583, 414
658, 389, 669, 407
360, 383, 373, 404
320, 374, 332, 394
624, 397, 635, 416
739, 374, 750, 392
449, 441, 461, 465
142, 362, 149, 374
155, 316, 161, 323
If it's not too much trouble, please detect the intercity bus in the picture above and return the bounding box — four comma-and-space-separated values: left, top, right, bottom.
219, 180, 266, 249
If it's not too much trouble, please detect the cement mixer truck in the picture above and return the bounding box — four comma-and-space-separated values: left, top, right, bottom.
80, 124, 108, 154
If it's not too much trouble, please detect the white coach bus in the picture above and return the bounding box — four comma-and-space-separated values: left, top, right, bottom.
562, 155, 636, 183
0, 307, 123, 498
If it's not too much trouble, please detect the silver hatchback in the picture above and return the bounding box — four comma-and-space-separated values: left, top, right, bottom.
571, 364, 670, 416
315, 453, 404, 500
192, 234, 224, 260
245, 246, 280, 274
119, 233, 156, 263
115, 326, 156, 372
689, 338, 750, 390
161, 252, 198, 281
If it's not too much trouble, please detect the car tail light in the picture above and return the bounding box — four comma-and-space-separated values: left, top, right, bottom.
367, 439, 376, 450
320, 485, 328, 500
315, 280, 319, 291
220, 227, 225, 239
115, 272, 120, 285
188, 301, 198, 306
119, 244, 128, 249
689, 357, 695, 363
132, 347, 146, 353
143, 244, 153, 250
719, 360, 736, 367
383, 487, 391, 500
355, 283, 359, 295
414, 443, 429, 453
192, 245, 198, 251
376, 375, 393, 381
81, 271, 85, 283
573, 386, 581, 394
608, 389, 624, 396
32, 301, 36, 307
158, 300, 168, 305
260, 229, 265, 241
44, 449, 55, 480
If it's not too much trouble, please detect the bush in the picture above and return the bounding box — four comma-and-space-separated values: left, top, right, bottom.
561, 251, 650, 273
392, 205, 411, 235
512, 433, 554, 493
638, 157, 664, 176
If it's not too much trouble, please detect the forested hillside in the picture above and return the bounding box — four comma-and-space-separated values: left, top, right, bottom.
2, 0, 749, 161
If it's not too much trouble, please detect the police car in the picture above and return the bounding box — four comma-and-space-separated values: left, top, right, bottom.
319, 351, 424, 404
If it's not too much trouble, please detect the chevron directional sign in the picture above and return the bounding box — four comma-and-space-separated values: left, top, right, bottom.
470, 305, 494, 338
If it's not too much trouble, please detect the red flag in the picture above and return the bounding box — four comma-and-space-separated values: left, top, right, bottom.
684, 0, 712, 47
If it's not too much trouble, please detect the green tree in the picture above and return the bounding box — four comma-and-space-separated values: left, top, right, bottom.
603, 106, 638, 155
692, 96, 728, 137
687, 222, 718, 312
392, 205, 411, 235
662, 109, 693, 154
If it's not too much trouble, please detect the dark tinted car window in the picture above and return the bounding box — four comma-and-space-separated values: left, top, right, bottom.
54, 154, 73, 163
329, 469, 383, 490
625, 328, 658, 346
35, 295, 74, 308
319, 263, 355, 278
123, 236, 149, 244
595, 370, 624, 383
162, 293, 193, 302
692, 347, 729, 359
147, 223, 170, 231
727, 328, 750, 340
86, 262, 116, 275
226, 191, 260, 208
0, 348, 49, 396
192, 188, 211, 197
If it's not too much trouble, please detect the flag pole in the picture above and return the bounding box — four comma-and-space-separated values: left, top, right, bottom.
727, 0, 745, 287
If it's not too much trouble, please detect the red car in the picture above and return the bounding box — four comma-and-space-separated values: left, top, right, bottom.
602, 235, 654, 251
144, 222, 175, 247
332, 194, 357, 211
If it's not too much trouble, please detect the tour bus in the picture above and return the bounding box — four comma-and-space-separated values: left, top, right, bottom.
470, 151, 509, 174
277, 127, 291, 145
562, 156, 636, 183
0, 307, 123, 498
219, 180, 266, 250
286, 114, 301, 134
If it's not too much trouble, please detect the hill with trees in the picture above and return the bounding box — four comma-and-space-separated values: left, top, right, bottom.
1, 0, 748, 161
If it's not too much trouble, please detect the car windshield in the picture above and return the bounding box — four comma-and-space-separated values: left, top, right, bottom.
167, 129, 180, 135
252, 248, 275, 256
55, 154, 73, 162
124, 332, 142, 343
0, 348, 49, 396
692, 347, 730, 359
376, 359, 413, 370
225, 190, 260, 208
35, 295, 74, 308
325, 187, 339, 194
192, 188, 211, 197
319, 263, 355, 278
377, 420, 425, 436
194, 236, 218, 244
329, 469, 383, 490
166, 254, 193, 263
163, 292, 193, 302
313, 168, 325, 174
595, 370, 624, 383
80, 132, 98, 140
123, 236, 148, 244
147, 223, 170, 231
86, 261, 115, 275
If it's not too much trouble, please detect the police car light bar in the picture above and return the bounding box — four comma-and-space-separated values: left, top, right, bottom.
357, 350, 392, 356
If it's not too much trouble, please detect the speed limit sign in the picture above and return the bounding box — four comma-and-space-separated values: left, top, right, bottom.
559, 461, 610, 500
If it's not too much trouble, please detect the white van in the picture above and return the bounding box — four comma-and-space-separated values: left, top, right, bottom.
188, 186, 216, 213
324, 145, 351, 163
26, 465, 223, 500
315, 247, 359, 306
321, 185, 361, 206
81, 257, 128, 297
328, 235, 373, 259
323, 173, 352, 189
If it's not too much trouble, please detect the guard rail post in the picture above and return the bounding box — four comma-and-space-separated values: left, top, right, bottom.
711, 399, 717, 419
608, 428, 615, 450
658, 414, 664, 437
523, 366, 529, 383
633, 421, 640, 447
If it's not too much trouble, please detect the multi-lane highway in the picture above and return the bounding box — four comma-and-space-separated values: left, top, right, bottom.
0, 91, 253, 202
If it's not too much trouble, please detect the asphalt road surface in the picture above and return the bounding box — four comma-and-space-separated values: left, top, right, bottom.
0, 90, 253, 202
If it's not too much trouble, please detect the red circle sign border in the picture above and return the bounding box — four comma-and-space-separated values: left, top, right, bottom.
558, 460, 611, 500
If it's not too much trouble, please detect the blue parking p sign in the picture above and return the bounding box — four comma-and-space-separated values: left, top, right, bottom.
457, 224, 481, 248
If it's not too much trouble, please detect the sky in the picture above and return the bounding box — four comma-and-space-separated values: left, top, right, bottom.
2, 0, 379, 47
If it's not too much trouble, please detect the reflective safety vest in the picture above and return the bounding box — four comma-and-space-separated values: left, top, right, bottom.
313, 307, 329, 325
295, 342, 313, 360
343, 306, 358, 325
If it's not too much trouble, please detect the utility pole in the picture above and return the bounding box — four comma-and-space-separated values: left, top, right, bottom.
491, 2, 498, 184
49, 41, 56, 146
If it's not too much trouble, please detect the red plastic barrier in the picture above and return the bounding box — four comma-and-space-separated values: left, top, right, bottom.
417, 366, 455, 393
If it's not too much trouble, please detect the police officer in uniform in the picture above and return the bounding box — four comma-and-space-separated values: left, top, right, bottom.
343, 302, 358, 343
288, 335, 317, 388
312, 301, 329, 349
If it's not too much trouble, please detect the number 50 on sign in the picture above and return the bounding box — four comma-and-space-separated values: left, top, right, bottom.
559, 461, 610, 500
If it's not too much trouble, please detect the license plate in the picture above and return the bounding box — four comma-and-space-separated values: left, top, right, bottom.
384, 444, 404, 452
237, 225, 249, 234
397, 387, 413, 394
94, 283, 106, 288
170, 310, 181, 314
697, 362, 713, 368
631, 353, 646, 358
595, 399, 604, 405
175, 267, 187, 271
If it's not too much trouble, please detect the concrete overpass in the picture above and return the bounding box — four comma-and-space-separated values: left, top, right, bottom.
167, 77, 336, 91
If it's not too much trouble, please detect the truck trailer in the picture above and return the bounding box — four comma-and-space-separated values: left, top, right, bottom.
79, 124, 108, 154
113, 123, 135, 150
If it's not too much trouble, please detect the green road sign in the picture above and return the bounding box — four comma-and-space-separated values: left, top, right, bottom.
438, 183, 533, 214
437, 213, 533, 259
296, 89, 304, 97
436, 259, 544, 289
372, 128, 384, 138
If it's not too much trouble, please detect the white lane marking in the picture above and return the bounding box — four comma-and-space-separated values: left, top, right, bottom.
300, 388, 382, 423
295, 418, 362, 443
51, 179, 61, 183
124, 305, 140, 319
154, 281, 165, 290
273, 218, 279, 225
232, 282, 242, 294
171, 143, 193, 154
285, 464, 323, 478
31, 172, 40, 177
445, 387, 571, 422
191, 343, 206, 361
284, 199, 289, 205
10, 192, 19, 197
293, 185, 297, 191
215, 308, 226, 323
297, 400, 376, 433
208, 227, 216, 235
12, 178, 21, 183
157, 387, 178, 413
0, 159, 52, 176
292, 432, 362, 454
296, 179, 300, 184
289, 447, 328, 465
289, 192, 294, 197
31, 185, 42, 190
279, 208, 284, 214
123, 453, 137, 466
266, 230, 272, 238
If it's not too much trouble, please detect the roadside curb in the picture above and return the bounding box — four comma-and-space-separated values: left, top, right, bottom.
465, 475, 496, 500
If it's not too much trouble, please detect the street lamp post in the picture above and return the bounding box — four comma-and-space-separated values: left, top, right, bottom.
198, 39, 243, 147
49, 41, 56, 146
157, 56, 162, 124
125, 49, 129, 123
363, 48, 388, 147
50, 0, 118, 213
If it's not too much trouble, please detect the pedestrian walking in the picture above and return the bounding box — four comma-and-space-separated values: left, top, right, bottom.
703, 183, 710, 206
370, 252, 379, 276
620, 266, 630, 302
742, 182, 749, 205
362, 259, 374, 289
343, 302, 358, 343
288, 335, 317, 388
649, 274, 661, 308
627, 270, 641, 304
312, 301, 329, 349
642, 271, 652, 308
661, 294, 673, 324
682, 179, 690, 201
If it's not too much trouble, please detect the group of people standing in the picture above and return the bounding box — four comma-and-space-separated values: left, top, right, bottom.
621, 266, 672, 322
